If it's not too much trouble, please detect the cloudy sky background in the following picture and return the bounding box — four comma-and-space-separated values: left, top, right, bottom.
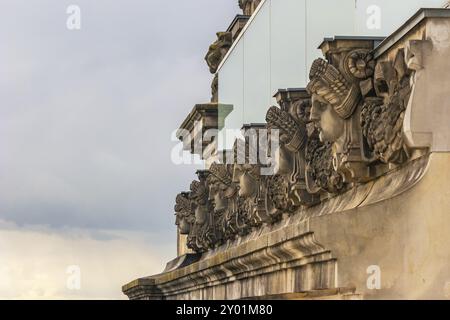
0, 0, 236, 299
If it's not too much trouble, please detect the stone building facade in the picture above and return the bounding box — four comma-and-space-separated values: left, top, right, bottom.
123, 5, 450, 300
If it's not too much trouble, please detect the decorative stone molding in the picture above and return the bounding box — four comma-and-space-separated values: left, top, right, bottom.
227, 15, 250, 42
305, 134, 346, 195
177, 103, 233, 159
126, 8, 450, 301
374, 8, 450, 153
175, 29, 442, 255
124, 221, 338, 300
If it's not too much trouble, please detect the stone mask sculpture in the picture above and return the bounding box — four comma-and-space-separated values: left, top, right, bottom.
307, 43, 376, 184
232, 137, 272, 227
187, 171, 222, 252
207, 162, 242, 241
265, 98, 319, 217
174, 192, 195, 235
205, 32, 232, 102
361, 49, 413, 164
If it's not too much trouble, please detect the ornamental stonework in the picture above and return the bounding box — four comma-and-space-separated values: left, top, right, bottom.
124, 7, 450, 301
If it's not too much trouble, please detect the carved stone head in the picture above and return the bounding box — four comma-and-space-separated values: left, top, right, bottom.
231, 137, 270, 227
266, 106, 307, 174
174, 192, 194, 235
207, 163, 236, 213
232, 138, 262, 199
306, 42, 377, 183
187, 171, 220, 252
205, 32, 232, 74
265, 101, 319, 211
307, 57, 361, 143
207, 162, 242, 240
190, 179, 209, 225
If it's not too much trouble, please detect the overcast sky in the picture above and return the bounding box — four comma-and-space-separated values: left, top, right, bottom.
0, 0, 237, 299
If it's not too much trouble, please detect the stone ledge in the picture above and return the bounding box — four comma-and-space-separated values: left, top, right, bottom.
123, 154, 432, 300
176, 103, 233, 157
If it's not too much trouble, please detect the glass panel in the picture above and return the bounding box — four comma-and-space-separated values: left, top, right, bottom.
270, 0, 307, 97
218, 0, 446, 151
243, 1, 271, 124
219, 40, 244, 150
305, 0, 356, 83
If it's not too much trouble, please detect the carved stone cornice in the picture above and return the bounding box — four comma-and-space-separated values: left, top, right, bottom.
227, 14, 250, 42
176, 103, 233, 158
124, 222, 337, 300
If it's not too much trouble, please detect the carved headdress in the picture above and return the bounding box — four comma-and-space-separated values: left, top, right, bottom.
266, 106, 307, 153
174, 192, 194, 226
190, 180, 208, 202
307, 58, 361, 119
175, 192, 191, 215
208, 162, 233, 186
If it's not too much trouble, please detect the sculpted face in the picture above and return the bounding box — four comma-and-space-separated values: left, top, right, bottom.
194, 205, 208, 225
310, 95, 345, 143
208, 183, 228, 213
233, 164, 259, 198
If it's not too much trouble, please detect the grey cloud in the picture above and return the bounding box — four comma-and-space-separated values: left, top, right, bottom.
0, 0, 237, 232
